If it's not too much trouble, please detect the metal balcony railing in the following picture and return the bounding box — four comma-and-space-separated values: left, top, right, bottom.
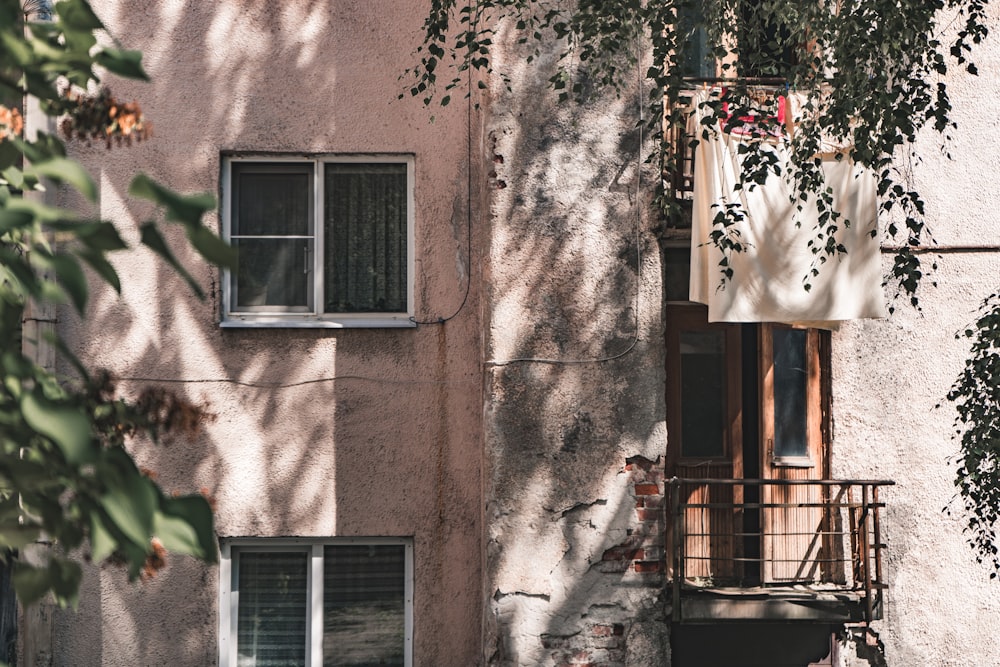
668, 478, 893, 624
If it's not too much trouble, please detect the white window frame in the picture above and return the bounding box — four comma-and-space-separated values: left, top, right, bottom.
220, 154, 416, 328
218, 537, 414, 667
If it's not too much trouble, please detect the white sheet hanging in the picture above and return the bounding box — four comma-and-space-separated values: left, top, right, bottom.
688, 89, 886, 327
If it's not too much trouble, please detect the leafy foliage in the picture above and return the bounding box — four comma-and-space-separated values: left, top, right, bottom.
948, 294, 1000, 574
405, 0, 988, 303
407, 1, 1000, 567
0, 0, 235, 607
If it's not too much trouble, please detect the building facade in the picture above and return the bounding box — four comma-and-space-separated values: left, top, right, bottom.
39, 1, 1000, 665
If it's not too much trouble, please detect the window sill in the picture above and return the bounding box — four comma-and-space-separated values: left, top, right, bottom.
770, 456, 815, 468
220, 316, 417, 329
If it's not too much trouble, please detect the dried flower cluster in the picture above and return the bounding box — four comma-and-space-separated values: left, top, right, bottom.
0, 104, 23, 140
60, 87, 150, 148
140, 538, 168, 581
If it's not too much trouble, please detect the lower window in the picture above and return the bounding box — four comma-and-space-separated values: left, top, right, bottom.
219, 538, 413, 667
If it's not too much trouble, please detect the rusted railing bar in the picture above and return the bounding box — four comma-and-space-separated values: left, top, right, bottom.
684, 531, 849, 540
671, 478, 895, 487
872, 485, 885, 616
861, 485, 873, 623
684, 530, 849, 539
671, 477, 682, 622
668, 477, 889, 619
679, 501, 883, 510
682, 555, 851, 565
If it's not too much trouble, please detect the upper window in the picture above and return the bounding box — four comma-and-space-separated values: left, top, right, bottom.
219, 538, 413, 667
221, 156, 415, 328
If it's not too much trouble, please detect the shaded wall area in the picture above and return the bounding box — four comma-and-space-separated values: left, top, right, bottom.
51, 1, 484, 665
483, 27, 669, 667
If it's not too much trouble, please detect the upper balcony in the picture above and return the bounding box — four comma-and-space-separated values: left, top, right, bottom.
668, 478, 892, 625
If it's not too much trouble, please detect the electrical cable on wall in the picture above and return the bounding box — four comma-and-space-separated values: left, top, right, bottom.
118, 374, 476, 389
409, 6, 475, 326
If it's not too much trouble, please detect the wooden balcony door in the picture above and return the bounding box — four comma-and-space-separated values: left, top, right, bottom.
666, 304, 743, 583
760, 325, 830, 584
667, 307, 832, 586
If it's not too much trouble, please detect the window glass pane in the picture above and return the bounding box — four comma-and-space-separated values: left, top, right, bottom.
677, 1, 714, 78
234, 167, 312, 237
323, 544, 405, 667
231, 239, 312, 310
680, 331, 726, 458
664, 247, 691, 301
325, 163, 407, 313
772, 328, 808, 458
236, 552, 308, 667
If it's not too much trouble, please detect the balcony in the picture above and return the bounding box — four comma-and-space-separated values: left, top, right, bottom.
668, 478, 892, 624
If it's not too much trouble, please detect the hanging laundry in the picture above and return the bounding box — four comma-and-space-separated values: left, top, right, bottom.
688, 88, 886, 327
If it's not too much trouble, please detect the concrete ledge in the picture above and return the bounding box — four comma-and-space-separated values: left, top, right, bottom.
676, 586, 878, 624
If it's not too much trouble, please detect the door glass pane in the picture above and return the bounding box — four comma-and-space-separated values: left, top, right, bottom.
232, 238, 312, 309
236, 552, 308, 667
323, 545, 405, 667
324, 163, 407, 313
680, 331, 726, 458
772, 328, 808, 458
234, 168, 312, 236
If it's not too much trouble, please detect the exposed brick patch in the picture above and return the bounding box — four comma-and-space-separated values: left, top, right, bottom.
634, 560, 662, 573
543, 624, 629, 667
636, 508, 662, 522
600, 456, 667, 579
624, 454, 655, 471
601, 546, 642, 562
642, 494, 664, 509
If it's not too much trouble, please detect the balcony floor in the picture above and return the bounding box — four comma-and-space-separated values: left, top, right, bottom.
675, 584, 878, 623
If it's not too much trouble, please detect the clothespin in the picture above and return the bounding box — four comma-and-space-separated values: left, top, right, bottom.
784, 91, 795, 138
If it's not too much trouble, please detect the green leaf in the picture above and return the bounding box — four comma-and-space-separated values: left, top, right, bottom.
139, 222, 204, 299
154, 495, 217, 562
94, 48, 148, 81
0, 140, 18, 171
186, 224, 237, 269
13, 563, 51, 607
76, 248, 121, 293
0, 209, 34, 233
7, 197, 79, 224
1, 166, 24, 191
44, 253, 89, 313
49, 558, 83, 608
32, 158, 97, 202
13, 558, 83, 608
100, 474, 157, 549
20, 390, 94, 464
50, 220, 128, 251
0, 523, 41, 551
89, 512, 117, 563
55, 0, 105, 31
128, 173, 214, 226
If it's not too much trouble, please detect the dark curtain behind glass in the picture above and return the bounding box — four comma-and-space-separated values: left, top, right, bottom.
325, 164, 407, 313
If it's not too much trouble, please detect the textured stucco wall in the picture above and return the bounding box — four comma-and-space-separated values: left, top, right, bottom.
45, 1, 1000, 665
833, 5, 1000, 663
53, 1, 483, 665
484, 4, 1000, 667
483, 28, 669, 667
